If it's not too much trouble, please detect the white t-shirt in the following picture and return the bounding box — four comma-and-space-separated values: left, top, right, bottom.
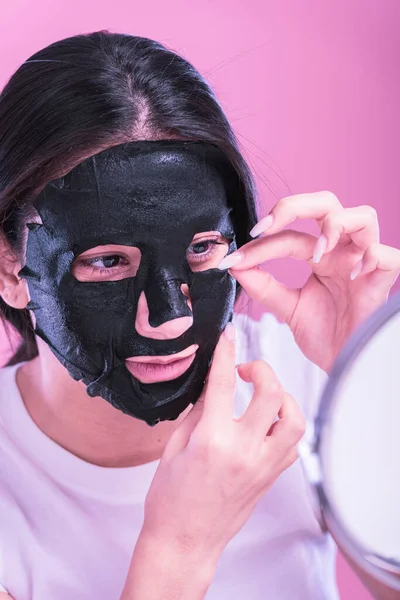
0, 313, 339, 599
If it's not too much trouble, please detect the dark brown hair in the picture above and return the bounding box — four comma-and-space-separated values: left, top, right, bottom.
0, 31, 258, 365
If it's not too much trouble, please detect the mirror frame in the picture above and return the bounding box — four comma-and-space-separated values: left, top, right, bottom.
303, 291, 400, 591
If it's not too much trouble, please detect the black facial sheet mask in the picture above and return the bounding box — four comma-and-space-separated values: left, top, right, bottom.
21, 141, 240, 425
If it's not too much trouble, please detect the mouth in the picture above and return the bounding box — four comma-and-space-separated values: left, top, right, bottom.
125, 344, 198, 384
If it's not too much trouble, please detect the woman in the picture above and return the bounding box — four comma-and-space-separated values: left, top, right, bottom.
0, 31, 399, 600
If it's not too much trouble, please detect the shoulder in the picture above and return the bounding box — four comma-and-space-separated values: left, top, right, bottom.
0, 363, 20, 402
0, 363, 23, 440
233, 311, 328, 421
0, 363, 19, 381
234, 310, 297, 360
233, 310, 309, 369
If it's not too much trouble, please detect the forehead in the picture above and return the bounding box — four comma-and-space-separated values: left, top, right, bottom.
33, 141, 235, 251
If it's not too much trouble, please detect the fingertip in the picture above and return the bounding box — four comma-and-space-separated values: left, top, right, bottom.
206, 322, 237, 388
237, 362, 252, 382
223, 321, 236, 343
350, 259, 363, 280
217, 251, 244, 271
249, 214, 275, 238
312, 234, 328, 264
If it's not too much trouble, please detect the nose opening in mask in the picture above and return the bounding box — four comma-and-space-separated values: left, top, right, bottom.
134, 276, 194, 340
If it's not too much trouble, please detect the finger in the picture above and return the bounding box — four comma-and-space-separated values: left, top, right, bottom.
238, 361, 284, 436
201, 323, 237, 424
359, 243, 400, 277
352, 243, 400, 291
222, 230, 316, 272
267, 392, 306, 451
250, 191, 342, 238
162, 387, 207, 461
232, 266, 300, 325
320, 206, 380, 255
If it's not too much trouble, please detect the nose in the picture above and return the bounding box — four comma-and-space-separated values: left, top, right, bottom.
135, 285, 193, 340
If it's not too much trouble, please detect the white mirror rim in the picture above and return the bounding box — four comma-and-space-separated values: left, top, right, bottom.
311, 292, 400, 591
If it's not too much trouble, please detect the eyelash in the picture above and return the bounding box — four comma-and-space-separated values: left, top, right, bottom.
80, 257, 129, 276
78, 239, 224, 275
186, 239, 222, 262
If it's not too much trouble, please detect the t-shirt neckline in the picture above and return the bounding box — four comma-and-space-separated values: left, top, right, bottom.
1, 363, 159, 502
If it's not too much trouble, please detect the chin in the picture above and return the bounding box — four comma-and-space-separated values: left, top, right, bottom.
77, 355, 208, 426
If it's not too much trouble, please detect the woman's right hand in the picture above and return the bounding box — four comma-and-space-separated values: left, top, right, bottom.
122, 322, 305, 599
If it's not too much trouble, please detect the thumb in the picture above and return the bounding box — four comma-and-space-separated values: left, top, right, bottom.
231, 266, 299, 324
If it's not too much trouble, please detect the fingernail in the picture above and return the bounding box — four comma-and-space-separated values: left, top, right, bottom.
224, 322, 236, 342
250, 214, 274, 238
350, 259, 363, 281
217, 251, 244, 270
313, 235, 328, 264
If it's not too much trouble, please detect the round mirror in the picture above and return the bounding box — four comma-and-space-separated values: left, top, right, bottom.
301, 292, 400, 591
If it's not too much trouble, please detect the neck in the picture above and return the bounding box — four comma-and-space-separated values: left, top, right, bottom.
16, 339, 189, 468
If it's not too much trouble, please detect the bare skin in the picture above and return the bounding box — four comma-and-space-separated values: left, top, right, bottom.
223, 191, 400, 372
17, 343, 188, 468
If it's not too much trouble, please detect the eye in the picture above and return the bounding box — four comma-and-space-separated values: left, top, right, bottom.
188, 241, 216, 255
85, 255, 126, 269
187, 236, 230, 272
72, 246, 142, 282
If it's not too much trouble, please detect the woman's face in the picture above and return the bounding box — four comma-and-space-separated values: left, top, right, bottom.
71, 231, 229, 378
21, 141, 238, 425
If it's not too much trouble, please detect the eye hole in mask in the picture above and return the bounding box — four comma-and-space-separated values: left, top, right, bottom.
71, 232, 230, 282
72, 245, 142, 282
187, 231, 230, 273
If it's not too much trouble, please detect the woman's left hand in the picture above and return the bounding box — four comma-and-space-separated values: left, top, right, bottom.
221, 191, 400, 372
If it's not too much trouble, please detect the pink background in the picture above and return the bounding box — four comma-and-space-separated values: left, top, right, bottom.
1, 1, 399, 597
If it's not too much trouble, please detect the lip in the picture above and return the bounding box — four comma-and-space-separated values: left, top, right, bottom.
125, 344, 198, 384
